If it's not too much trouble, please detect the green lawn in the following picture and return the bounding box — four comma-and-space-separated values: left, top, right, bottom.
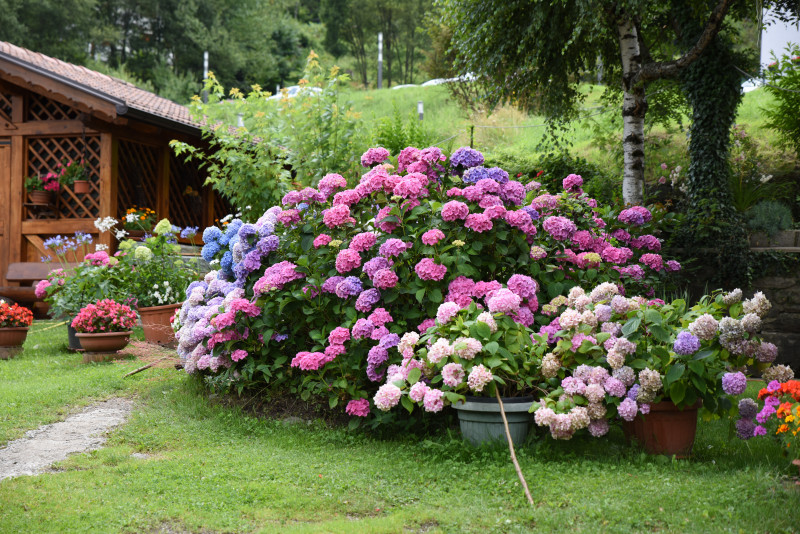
1, 321, 799, 533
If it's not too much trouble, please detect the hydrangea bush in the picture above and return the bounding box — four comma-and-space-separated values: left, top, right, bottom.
175, 145, 680, 420
530, 287, 782, 440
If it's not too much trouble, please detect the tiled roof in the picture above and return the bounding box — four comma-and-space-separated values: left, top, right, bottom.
0, 41, 199, 132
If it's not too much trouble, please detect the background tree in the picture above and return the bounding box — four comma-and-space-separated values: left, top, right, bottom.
442, 0, 740, 206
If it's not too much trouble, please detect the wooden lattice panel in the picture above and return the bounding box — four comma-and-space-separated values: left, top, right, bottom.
0, 92, 13, 119
117, 140, 159, 216
168, 154, 205, 229
26, 93, 80, 121
26, 136, 101, 219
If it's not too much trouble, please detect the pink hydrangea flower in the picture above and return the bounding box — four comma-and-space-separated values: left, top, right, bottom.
335, 248, 362, 273
374, 383, 402, 411
332, 189, 362, 206
361, 147, 390, 167
409, 381, 429, 402
464, 213, 493, 232
441, 200, 469, 221
423, 388, 445, 412
368, 307, 393, 326
345, 398, 371, 417
312, 234, 332, 248
349, 232, 378, 252
415, 258, 447, 281
436, 302, 461, 324
379, 238, 412, 258
487, 288, 522, 315
427, 338, 453, 364
421, 229, 445, 246
467, 364, 493, 392
507, 274, 538, 299
328, 326, 351, 345
542, 216, 577, 240
442, 362, 466, 387
323, 204, 356, 228
318, 173, 347, 198
372, 268, 399, 289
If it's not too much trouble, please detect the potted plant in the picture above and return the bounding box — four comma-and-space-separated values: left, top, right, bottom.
24, 172, 60, 204
36, 232, 131, 350
56, 158, 90, 194
0, 301, 34, 359
372, 283, 541, 446
530, 285, 778, 456
115, 218, 199, 345
122, 206, 157, 236
71, 299, 137, 358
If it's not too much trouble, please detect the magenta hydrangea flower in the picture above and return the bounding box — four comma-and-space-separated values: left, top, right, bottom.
415, 258, 448, 281
464, 213, 493, 232
368, 307, 393, 326
328, 326, 351, 345
379, 238, 412, 258
441, 200, 469, 221
352, 318, 375, 339
562, 173, 583, 192
332, 189, 362, 206
313, 233, 332, 248
500, 181, 526, 205
640, 253, 664, 271
323, 204, 355, 228
363, 256, 393, 278
231, 349, 248, 362
350, 232, 378, 252
318, 173, 347, 198
542, 216, 577, 240
360, 147, 390, 168
372, 268, 399, 289
345, 398, 370, 417
421, 229, 445, 246
507, 274, 538, 299
618, 206, 652, 226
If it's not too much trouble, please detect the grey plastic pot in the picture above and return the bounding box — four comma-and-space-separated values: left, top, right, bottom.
452, 396, 534, 446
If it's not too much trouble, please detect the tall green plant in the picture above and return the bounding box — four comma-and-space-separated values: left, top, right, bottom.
171, 52, 364, 214
763, 46, 800, 158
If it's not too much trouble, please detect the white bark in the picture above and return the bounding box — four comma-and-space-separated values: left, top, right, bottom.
617, 18, 646, 206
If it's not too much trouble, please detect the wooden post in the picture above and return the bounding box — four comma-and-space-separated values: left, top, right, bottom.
157, 146, 170, 220
98, 133, 117, 251
7, 94, 23, 267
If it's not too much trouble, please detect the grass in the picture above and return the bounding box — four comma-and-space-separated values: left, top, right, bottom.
1, 321, 799, 533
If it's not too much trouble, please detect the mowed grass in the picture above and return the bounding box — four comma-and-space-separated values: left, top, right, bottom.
1, 322, 799, 533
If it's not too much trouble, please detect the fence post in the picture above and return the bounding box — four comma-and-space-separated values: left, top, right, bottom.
469, 125, 475, 148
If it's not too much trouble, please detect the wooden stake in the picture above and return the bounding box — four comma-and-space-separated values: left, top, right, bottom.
495, 388, 534, 506
122, 356, 172, 378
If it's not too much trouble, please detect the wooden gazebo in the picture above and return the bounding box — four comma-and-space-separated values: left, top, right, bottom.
0, 41, 228, 286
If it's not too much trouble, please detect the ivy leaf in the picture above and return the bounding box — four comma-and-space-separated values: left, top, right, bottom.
329, 396, 339, 409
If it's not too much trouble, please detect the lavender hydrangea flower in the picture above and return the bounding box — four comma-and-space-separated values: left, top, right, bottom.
673, 331, 701, 355
335, 276, 363, 299
722, 371, 747, 395
355, 288, 381, 312
449, 146, 484, 175
738, 398, 758, 419
462, 166, 489, 184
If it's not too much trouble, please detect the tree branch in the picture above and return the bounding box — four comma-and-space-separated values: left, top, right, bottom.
637, 0, 733, 83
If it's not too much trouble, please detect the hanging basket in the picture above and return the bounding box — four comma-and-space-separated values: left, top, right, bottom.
28, 190, 53, 205
72, 180, 90, 195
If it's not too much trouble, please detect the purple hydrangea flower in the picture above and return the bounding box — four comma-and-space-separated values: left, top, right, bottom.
449, 146, 484, 175
673, 331, 701, 355
355, 288, 381, 312
721, 371, 747, 396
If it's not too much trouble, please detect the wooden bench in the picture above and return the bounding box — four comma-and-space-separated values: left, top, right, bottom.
0, 262, 77, 306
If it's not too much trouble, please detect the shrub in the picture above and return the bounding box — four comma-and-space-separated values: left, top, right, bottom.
746, 200, 793, 237
763, 46, 800, 158
373, 101, 434, 156
174, 146, 680, 422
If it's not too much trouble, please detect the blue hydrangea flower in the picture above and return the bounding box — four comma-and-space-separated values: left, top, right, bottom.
203, 226, 222, 243
201, 242, 221, 262
462, 165, 489, 184
487, 167, 510, 184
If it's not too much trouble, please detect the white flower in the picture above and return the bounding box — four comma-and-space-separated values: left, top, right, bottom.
115, 229, 128, 240
220, 214, 233, 223
95, 244, 109, 251
760, 174, 773, 183
153, 284, 159, 289
125, 213, 138, 223
94, 216, 118, 233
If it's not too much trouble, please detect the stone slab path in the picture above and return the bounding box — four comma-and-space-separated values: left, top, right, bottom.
0, 397, 133, 481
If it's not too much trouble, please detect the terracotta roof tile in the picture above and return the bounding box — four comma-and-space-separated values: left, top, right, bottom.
0, 41, 199, 130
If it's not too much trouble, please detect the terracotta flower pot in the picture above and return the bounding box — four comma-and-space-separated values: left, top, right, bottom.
75, 330, 132, 354
72, 180, 90, 194
0, 326, 29, 360
28, 190, 53, 204
622, 400, 701, 458
138, 302, 181, 346
0, 326, 29, 347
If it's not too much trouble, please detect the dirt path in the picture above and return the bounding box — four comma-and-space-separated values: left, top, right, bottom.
0, 397, 133, 481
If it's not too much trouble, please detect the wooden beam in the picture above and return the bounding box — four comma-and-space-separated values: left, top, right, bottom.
97, 133, 116, 251
21, 219, 99, 234
8, 134, 23, 265
156, 145, 170, 219
0, 61, 118, 123
24, 234, 48, 259
0, 120, 99, 136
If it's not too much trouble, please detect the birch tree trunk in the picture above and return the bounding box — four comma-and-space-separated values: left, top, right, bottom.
617, 18, 646, 206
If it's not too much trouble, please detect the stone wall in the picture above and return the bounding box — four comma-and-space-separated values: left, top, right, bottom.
749, 275, 800, 373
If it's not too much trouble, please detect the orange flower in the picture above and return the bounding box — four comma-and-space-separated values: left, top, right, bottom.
777, 424, 789, 434
778, 402, 793, 418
